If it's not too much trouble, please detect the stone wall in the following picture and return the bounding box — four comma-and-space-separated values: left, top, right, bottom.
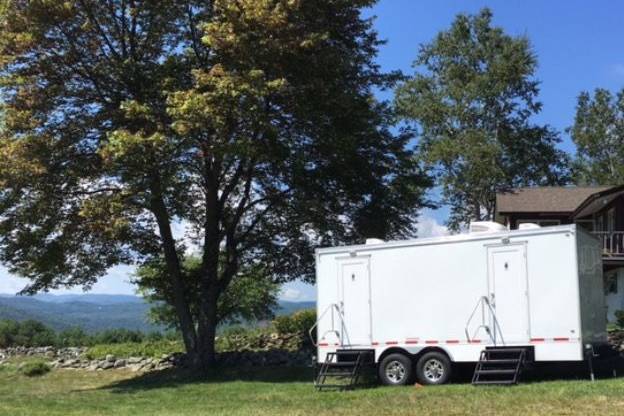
608, 330, 624, 353
0, 346, 313, 372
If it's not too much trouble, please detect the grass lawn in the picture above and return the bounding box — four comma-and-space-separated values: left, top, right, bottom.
0, 364, 624, 416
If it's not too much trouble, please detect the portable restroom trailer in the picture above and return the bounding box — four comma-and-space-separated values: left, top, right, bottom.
314, 223, 608, 386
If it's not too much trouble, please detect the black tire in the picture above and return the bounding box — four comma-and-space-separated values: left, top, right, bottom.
415, 351, 452, 385
378, 353, 413, 386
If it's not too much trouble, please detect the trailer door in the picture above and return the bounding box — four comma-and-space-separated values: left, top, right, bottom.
487, 245, 529, 344
339, 257, 372, 346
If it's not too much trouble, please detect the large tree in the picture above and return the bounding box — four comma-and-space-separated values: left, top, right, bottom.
0, 0, 431, 369
395, 8, 569, 230
569, 88, 624, 185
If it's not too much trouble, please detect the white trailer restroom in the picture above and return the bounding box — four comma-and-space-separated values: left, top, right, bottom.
313, 223, 608, 386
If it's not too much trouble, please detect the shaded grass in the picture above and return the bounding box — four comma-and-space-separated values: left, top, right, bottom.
0, 365, 623, 415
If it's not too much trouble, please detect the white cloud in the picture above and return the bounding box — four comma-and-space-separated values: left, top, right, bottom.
416, 213, 449, 238
280, 287, 303, 301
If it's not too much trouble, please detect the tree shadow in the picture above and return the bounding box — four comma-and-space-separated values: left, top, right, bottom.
100, 365, 315, 394
452, 357, 624, 384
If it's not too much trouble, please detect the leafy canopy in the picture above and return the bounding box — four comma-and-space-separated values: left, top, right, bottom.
0, 0, 431, 364
569, 88, 624, 185
394, 8, 569, 230
135, 256, 280, 328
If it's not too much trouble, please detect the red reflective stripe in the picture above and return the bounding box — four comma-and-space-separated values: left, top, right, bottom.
319, 342, 328, 346
372, 342, 379, 346
446, 340, 460, 344
530, 338, 545, 342
334, 343, 340, 346
405, 340, 419, 344
386, 341, 398, 345
554, 337, 569, 342
469, 339, 482, 344
425, 340, 438, 344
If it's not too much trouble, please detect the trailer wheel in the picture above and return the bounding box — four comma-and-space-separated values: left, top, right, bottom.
416, 351, 451, 385
378, 353, 413, 386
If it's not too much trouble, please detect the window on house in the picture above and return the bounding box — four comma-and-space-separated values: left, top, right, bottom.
605, 273, 618, 295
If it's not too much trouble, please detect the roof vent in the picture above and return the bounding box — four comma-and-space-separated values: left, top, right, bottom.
469, 221, 507, 234
365, 238, 385, 245
518, 223, 541, 230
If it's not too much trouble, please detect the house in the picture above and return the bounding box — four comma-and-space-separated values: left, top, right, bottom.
495, 185, 624, 321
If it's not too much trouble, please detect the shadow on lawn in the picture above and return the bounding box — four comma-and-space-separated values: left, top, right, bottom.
452, 356, 624, 384
101, 356, 624, 393
101, 366, 314, 394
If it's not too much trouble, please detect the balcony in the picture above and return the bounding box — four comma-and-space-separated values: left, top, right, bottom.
592, 231, 624, 258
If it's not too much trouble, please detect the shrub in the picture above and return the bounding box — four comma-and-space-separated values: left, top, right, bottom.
273, 309, 316, 336
0, 320, 56, 348
19, 361, 51, 377
92, 329, 145, 344
57, 327, 91, 347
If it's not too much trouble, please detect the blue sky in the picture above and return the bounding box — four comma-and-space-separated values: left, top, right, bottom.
1, 0, 623, 299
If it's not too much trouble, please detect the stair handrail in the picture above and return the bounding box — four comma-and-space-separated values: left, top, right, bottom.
308, 303, 345, 347
465, 296, 506, 345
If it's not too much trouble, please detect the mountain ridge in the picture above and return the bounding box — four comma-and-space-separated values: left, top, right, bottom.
0, 294, 315, 333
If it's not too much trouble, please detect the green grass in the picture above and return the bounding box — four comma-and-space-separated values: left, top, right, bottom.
0, 365, 623, 415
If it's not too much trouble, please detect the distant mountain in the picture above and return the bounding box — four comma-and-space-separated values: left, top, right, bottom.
0, 294, 160, 333
0, 294, 315, 333
31, 293, 144, 305
275, 301, 315, 316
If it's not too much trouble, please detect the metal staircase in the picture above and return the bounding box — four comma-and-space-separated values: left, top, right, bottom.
472, 347, 528, 385
315, 349, 374, 390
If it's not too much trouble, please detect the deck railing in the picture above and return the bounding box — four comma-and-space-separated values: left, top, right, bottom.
592, 231, 624, 257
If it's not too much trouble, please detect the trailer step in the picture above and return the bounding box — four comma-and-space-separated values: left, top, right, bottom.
475, 369, 517, 375
472, 347, 529, 386
315, 350, 374, 391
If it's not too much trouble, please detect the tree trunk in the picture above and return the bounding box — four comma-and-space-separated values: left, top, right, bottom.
194, 159, 222, 371
195, 284, 219, 371
149, 177, 198, 361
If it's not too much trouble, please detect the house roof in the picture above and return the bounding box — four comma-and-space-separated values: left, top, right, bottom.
496, 186, 615, 214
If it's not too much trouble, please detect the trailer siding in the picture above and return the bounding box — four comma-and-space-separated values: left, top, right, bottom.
316, 225, 606, 364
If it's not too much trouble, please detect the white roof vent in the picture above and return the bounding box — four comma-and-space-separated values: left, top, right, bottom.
365, 238, 385, 245
469, 221, 507, 234
518, 223, 541, 230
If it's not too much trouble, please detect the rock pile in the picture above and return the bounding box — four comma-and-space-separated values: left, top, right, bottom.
216, 332, 305, 352
50, 353, 182, 372
608, 329, 624, 352
0, 345, 313, 372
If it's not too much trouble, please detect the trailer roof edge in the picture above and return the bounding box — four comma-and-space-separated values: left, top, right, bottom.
315, 224, 579, 255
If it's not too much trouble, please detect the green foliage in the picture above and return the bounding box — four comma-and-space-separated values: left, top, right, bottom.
56, 327, 90, 348
0, 320, 56, 348
19, 360, 51, 377
135, 256, 279, 328
0, 319, 176, 348
395, 8, 569, 230
84, 340, 184, 360
0, 0, 431, 364
569, 88, 624, 185
273, 309, 316, 337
